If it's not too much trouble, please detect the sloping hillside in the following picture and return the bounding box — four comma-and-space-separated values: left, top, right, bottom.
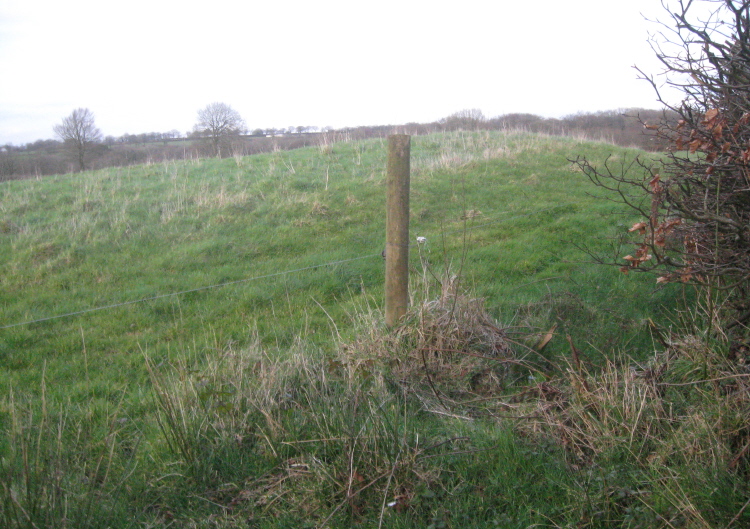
5, 132, 738, 529
0, 131, 665, 400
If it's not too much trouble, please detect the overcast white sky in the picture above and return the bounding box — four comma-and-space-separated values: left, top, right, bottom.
0, 0, 682, 145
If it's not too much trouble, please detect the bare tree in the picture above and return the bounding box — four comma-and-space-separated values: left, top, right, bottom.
573, 0, 750, 329
53, 108, 102, 171
439, 109, 486, 131
193, 102, 246, 157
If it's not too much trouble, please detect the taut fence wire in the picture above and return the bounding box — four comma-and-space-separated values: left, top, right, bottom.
0, 254, 382, 330
0, 203, 573, 331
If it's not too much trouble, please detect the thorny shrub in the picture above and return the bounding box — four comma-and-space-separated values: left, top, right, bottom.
573, 1, 750, 337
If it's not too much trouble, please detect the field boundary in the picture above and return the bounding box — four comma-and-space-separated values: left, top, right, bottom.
0, 204, 572, 331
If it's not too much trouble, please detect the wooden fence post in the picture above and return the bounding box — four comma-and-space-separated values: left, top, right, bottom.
385, 134, 410, 327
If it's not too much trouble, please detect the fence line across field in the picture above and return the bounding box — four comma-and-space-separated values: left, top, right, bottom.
0, 202, 575, 331
2, 129, 576, 331
0, 253, 382, 330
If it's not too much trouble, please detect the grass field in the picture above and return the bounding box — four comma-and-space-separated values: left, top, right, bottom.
1, 131, 747, 528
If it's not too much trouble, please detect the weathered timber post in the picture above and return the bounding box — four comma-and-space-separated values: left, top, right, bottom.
385, 134, 410, 327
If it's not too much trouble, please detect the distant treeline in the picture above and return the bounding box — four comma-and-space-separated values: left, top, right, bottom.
0, 108, 670, 180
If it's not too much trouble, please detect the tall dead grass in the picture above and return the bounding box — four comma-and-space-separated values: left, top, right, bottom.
145, 335, 457, 525
340, 268, 543, 423
516, 286, 750, 527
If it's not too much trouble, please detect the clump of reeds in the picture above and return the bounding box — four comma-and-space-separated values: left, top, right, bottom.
0, 385, 135, 529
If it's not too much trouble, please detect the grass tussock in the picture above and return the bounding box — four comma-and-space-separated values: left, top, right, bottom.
0, 387, 137, 529
511, 288, 750, 527
144, 337, 487, 527
341, 270, 540, 422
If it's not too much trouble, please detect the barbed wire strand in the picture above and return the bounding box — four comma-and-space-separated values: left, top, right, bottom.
1, 203, 574, 331
0, 253, 382, 330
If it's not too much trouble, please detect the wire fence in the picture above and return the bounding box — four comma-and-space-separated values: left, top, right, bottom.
0, 204, 572, 331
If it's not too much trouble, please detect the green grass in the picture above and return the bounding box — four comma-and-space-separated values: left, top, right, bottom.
1, 130, 746, 528
0, 132, 658, 402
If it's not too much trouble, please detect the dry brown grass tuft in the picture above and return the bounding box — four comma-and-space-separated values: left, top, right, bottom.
516, 311, 750, 474
342, 273, 538, 418
518, 359, 670, 464
507, 323, 750, 527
